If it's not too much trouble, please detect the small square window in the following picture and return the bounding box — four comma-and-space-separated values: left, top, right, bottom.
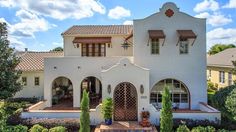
22, 77, 27, 86
35, 77, 40, 86
151, 39, 159, 54
179, 38, 188, 54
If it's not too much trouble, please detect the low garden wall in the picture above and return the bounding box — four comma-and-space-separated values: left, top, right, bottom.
148, 102, 221, 125
21, 101, 103, 125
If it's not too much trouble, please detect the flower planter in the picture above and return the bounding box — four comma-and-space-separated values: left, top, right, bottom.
105, 119, 112, 125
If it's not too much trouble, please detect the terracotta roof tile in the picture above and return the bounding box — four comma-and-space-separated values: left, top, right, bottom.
62, 25, 133, 35
16, 52, 63, 71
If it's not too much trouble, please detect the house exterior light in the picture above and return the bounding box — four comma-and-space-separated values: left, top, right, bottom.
140, 84, 144, 94
107, 84, 111, 94
121, 40, 131, 50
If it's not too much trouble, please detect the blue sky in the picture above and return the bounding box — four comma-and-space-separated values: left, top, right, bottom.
0, 0, 236, 51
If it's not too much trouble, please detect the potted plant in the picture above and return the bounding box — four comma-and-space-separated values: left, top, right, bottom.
140, 110, 151, 127
101, 98, 113, 125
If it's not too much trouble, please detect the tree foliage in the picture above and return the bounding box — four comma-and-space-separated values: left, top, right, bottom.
51, 47, 63, 51
0, 22, 22, 99
212, 84, 236, 122
160, 87, 173, 132
208, 44, 235, 55
79, 89, 90, 132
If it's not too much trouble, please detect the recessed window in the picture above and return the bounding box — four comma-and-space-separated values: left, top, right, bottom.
151, 39, 159, 54
219, 71, 225, 83
22, 77, 27, 86
35, 77, 40, 86
82, 43, 106, 57
179, 38, 188, 54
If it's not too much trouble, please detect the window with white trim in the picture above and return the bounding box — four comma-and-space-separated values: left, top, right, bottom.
228, 72, 233, 85
179, 38, 188, 54
151, 39, 159, 54
219, 71, 225, 83
35, 77, 40, 86
150, 79, 189, 106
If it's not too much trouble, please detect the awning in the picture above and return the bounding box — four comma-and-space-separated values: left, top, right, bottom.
177, 30, 197, 39
176, 30, 197, 46
148, 30, 165, 39
72, 37, 111, 43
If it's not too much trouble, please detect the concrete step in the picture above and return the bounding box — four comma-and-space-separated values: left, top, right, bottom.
95, 122, 158, 132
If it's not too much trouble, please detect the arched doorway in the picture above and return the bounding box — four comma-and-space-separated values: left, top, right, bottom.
81, 76, 102, 109
114, 82, 138, 121
150, 79, 190, 109
51, 77, 73, 108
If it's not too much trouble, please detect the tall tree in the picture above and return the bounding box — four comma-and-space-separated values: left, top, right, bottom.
208, 44, 235, 55
160, 87, 173, 132
51, 47, 63, 51
0, 22, 22, 100
79, 89, 90, 132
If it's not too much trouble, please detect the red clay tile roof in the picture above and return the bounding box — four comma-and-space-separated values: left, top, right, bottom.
62, 25, 133, 36
16, 51, 63, 71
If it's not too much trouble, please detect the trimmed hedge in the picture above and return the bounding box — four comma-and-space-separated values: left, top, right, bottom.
7, 97, 39, 104
49, 126, 67, 132
212, 84, 236, 122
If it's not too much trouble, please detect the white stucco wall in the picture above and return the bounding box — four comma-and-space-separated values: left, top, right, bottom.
133, 2, 207, 109
44, 56, 133, 107
101, 58, 150, 121
15, 71, 44, 99
63, 35, 133, 57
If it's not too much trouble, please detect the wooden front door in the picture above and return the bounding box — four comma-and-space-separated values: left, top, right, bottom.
114, 82, 138, 121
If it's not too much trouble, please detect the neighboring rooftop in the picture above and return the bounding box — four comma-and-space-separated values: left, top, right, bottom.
16, 51, 63, 71
207, 48, 236, 68
62, 25, 133, 36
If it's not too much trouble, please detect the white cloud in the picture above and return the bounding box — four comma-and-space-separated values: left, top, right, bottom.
8, 36, 26, 51
108, 6, 131, 19
208, 13, 232, 26
52, 42, 63, 46
223, 0, 236, 8
207, 28, 236, 49
0, 0, 106, 20
10, 9, 55, 38
123, 20, 133, 25
195, 12, 210, 18
195, 12, 232, 26
194, 0, 219, 12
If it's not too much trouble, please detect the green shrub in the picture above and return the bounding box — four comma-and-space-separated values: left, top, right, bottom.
160, 87, 173, 132
13, 125, 28, 132
49, 126, 66, 132
212, 85, 236, 122
79, 89, 90, 132
191, 126, 206, 132
101, 98, 113, 119
217, 129, 231, 132
29, 124, 48, 132
176, 125, 190, 132
205, 126, 216, 132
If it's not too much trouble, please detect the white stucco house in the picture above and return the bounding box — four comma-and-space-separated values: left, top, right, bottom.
16, 2, 220, 125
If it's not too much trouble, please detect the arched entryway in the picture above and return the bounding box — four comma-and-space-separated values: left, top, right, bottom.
80, 76, 102, 109
150, 78, 190, 109
113, 82, 138, 121
51, 77, 73, 108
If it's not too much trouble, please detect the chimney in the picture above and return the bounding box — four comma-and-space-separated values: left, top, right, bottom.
25, 48, 28, 52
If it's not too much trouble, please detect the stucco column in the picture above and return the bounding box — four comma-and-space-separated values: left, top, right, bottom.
73, 80, 81, 107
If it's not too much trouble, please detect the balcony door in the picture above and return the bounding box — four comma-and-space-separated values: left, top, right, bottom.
82, 43, 106, 57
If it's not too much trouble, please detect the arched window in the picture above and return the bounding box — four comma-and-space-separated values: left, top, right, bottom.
52, 77, 73, 108
81, 76, 102, 109
150, 79, 190, 109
